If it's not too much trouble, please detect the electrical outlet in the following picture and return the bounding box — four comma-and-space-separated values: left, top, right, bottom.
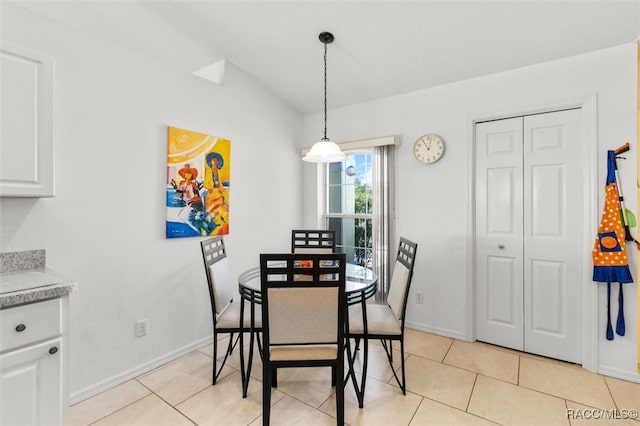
415, 292, 424, 304
135, 319, 147, 337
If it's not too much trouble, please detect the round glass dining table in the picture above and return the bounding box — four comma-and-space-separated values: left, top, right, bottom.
236, 263, 378, 398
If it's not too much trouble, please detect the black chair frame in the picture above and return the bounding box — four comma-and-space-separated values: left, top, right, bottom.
201, 236, 263, 385
291, 229, 336, 253
260, 253, 346, 426
347, 237, 417, 402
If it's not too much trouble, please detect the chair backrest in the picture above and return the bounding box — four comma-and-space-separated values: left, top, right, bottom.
201, 236, 235, 315
386, 237, 418, 321
260, 253, 346, 350
291, 229, 336, 254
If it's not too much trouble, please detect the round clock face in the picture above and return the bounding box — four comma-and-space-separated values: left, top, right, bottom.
413, 134, 445, 164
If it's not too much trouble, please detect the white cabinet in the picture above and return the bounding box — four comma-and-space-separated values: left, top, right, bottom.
0, 297, 68, 426
0, 41, 55, 197
1, 338, 63, 426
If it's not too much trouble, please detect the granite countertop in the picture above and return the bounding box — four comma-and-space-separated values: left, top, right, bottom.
0, 249, 78, 308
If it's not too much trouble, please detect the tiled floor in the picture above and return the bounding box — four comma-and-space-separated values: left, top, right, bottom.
64, 328, 640, 425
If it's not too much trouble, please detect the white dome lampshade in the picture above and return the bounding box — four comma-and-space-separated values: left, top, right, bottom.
303, 138, 346, 162
302, 31, 345, 163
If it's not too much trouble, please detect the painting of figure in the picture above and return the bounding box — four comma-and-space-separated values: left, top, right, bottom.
166, 126, 230, 238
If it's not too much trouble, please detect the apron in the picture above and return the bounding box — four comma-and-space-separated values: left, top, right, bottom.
592, 150, 633, 340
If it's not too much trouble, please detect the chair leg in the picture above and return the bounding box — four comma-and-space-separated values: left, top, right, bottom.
212, 330, 218, 385
385, 337, 406, 395
256, 331, 264, 361
331, 365, 337, 387
229, 332, 240, 353
262, 365, 271, 426
271, 368, 278, 387
214, 332, 236, 384
243, 329, 258, 398
400, 337, 406, 395
336, 359, 344, 426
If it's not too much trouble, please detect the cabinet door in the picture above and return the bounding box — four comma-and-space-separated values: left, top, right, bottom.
0, 42, 54, 197
0, 338, 62, 426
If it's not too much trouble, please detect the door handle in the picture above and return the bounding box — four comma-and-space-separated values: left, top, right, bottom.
498, 244, 505, 249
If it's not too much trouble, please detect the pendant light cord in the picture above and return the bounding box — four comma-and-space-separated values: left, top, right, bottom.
323, 40, 328, 141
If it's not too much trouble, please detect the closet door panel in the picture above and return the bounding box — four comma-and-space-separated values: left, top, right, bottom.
475, 117, 524, 350
523, 109, 583, 363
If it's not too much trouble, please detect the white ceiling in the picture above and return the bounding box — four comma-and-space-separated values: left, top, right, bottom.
10, 0, 640, 114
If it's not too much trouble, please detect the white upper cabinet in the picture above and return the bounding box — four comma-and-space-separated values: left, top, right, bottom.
1, 42, 55, 197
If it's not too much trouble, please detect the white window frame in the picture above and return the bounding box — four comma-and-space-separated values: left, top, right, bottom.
306, 135, 399, 300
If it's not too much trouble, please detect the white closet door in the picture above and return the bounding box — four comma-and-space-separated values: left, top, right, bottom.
475, 109, 583, 364
523, 109, 582, 363
475, 117, 525, 350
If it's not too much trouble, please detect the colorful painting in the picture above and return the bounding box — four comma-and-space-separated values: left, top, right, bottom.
166, 126, 230, 238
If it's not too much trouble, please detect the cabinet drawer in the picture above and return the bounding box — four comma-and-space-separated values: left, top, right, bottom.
0, 298, 61, 352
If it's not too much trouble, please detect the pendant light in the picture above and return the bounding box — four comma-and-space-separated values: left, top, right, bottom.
303, 32, 346, 163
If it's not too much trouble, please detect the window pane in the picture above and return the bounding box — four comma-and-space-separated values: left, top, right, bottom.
326, 152, 372, 215
327, 185, 342, 214
328, 162, 342, 185
325, 150, 374, 268
327, 217, 373, 267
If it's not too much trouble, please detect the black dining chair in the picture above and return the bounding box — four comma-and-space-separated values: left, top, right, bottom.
260, 252, 346, 426
347, 237, 417, 400
200, 236, 262, 385
291, 229, 336, 253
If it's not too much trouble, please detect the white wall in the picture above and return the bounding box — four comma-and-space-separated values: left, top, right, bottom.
302, 44, 639, 381
1, 3, 304, 401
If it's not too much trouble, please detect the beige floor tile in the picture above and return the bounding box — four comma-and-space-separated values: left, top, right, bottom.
197, 334, 229, 358
269, 366, 336, 408
468, 375, 569, 426
137, 351, 223, 406
71, 337, 639, 426
403, 329, 453, 362
403, 354, 476, 410
519, 351, 585, 371
348, 340, 404, 383
605, 376, 640, 415
219, 339, 264, 382
176, 371, 284, 426
520, 357, 616, 410
566, 401, 639, 425
63, 380, 151, 426
320, 377, 422, 426
249, 395, 337, 426
92, 394, 193, 426
474, 340, 524, 357
409, 397, 499, 426
443, 340, 519, 384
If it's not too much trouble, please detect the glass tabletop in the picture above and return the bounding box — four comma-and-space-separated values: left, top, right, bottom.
238, 263, 377, 298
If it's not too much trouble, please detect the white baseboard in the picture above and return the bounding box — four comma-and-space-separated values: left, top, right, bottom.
405, 321, 468, 341
597, 365, 640, 384
69, 336, 213, 405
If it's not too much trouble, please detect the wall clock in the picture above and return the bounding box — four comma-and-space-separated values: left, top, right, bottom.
413, 134, 445, 164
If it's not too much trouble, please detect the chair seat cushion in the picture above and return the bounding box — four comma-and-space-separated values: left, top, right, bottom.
217, 301, 262, 330
348, 303, 401, 336
269, 344, 337, 361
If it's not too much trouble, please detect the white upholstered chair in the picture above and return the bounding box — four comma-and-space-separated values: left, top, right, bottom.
201, 236, 262, 384
260, 252, 346, 426
347, 237, 417, 401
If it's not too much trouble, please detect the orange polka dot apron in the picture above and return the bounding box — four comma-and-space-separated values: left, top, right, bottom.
592, 149, 633, 340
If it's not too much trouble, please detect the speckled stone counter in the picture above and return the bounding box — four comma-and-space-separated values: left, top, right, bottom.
0, 249, 77, 308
